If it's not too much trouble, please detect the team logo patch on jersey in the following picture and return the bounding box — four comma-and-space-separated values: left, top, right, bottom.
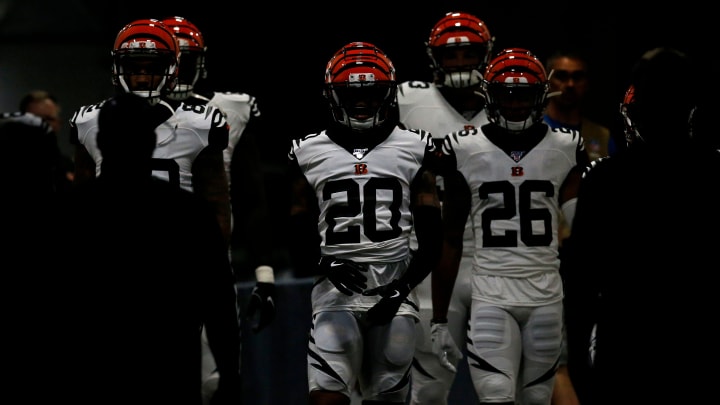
353, 148, 368, 159
510, 151, 525, 162
354, 163, 368, 175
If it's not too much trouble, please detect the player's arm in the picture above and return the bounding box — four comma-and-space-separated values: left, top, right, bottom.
193, 113, 232, 247
403, 165, 443, 288
197, 200, 241, 388
193, 147, 232, 248
72, 145, 96, 186
558, 135, 591, 236
558, 166, 583, 243
230, 123, 272, 274
287, 152, 321, 276
561, 165, 603, 399
230, 122, 278, 332
68, 118, 96, 186
552, 364, 581, 405
431, 167, 470, 323
360, 161, 442, 326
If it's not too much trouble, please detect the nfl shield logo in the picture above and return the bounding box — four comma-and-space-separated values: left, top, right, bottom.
353, 148, 368, 159
510, 151, 524, 162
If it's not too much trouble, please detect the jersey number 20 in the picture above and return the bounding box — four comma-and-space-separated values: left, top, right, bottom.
324, 177, 402, 245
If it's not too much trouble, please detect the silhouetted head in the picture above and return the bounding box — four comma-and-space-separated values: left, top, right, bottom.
97, 92, 157, 175
626, 47, 697, 147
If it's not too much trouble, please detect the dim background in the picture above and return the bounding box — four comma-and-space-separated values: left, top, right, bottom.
0, 0, 711, 272
0, 2, 712, 403
0, 1, 710, 157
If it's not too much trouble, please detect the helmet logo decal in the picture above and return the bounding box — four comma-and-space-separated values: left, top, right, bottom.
349, 73, 375, 83
122, 40, 159, 50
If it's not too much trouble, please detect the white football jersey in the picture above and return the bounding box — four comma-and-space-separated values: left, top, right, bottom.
443, 126, 582, 305
208, 91, 260, 188
397, 80, 488, 254
289, 126, 434, 262
397, 81, 489, 135
70, 98, 228, 192
289, 125, 434, 314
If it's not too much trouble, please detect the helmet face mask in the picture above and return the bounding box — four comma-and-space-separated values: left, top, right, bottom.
426, 12, 494, 89
112, 19, 179, 105
435, 45, 488, 88
331, 83, 393, 127
324, 42, 397, 132
482, 48, 549, 134
116, 55, 176, 100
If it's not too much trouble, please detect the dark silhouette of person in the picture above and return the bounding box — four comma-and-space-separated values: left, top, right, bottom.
55, 92, 242, 405
0, 110, 70, 403
562, 47, 720, 405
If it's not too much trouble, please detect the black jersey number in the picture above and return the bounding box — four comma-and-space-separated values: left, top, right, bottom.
324, 178, 402, 245
405, 81, 431, 89
479, 180, 553, 247
180, 103, 226, 127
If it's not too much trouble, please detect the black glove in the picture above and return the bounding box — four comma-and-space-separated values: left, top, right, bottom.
361, 279, 411, 326
244, 282, 276, 333
319, 256, 368, 296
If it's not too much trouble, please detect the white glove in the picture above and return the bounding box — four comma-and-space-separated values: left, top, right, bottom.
431, 322, 463, 373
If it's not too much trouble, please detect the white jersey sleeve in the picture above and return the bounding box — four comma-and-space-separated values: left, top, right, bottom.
69, 100, 107, 178
209, 92, 259, 186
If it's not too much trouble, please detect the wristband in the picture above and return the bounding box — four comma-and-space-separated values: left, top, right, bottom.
255, 265, 275, 283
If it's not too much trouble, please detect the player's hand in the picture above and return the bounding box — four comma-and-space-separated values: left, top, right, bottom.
319, 256, 368, 296
361, 279, 411, 326
431, 321, 462, 372
244, 282, 276, 333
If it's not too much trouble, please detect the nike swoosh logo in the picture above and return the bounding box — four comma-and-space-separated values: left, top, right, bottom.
330, 261, 343, 267
389, 291, 401, 299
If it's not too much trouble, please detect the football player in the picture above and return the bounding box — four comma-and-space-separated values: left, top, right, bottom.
396, 11, 494, 405
432, 48, 589, 405
70, 18, 231, 243
160, 16, 276, 404
68, 18, 239, 404
288, 41, 442, 404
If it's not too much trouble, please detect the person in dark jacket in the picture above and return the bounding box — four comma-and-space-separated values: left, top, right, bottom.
562, 47, 720, 404
56, 92, 242, 405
